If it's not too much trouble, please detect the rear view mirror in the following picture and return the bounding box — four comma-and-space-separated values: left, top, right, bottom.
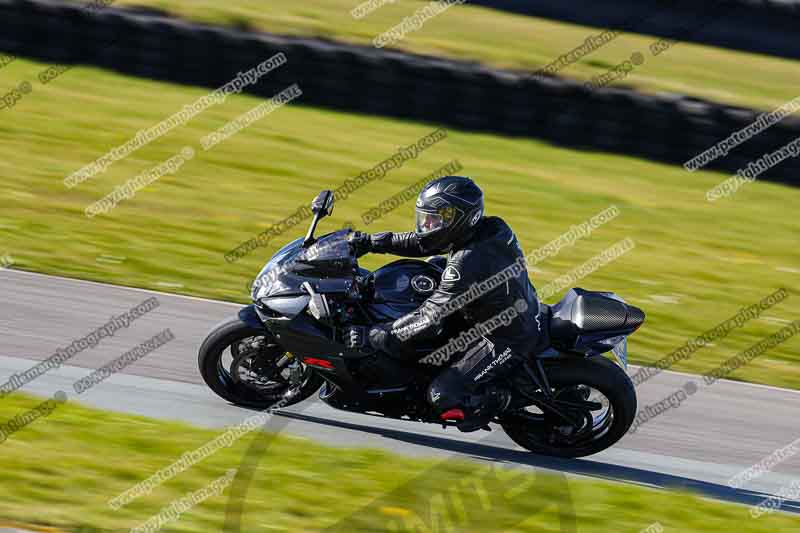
304, 190, 335, 247
311, 190, 334, 216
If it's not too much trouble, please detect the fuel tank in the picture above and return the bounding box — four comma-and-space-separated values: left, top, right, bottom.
366, 259, 442, 321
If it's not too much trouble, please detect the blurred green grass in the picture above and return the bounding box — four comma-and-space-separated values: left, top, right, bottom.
0, 392, 796, 532
63, 0, 800, 111
0, 57, 798, 389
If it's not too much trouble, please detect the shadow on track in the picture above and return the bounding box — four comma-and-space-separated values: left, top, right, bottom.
275, 409, 800, 515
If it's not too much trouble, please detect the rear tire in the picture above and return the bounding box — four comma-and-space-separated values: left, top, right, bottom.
501, 356, 636, 458
198, 316, 323, 409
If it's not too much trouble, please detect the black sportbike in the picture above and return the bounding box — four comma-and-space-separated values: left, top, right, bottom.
199, 190, 645, 457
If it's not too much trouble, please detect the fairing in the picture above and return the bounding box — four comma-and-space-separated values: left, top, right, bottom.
252, 230, 355, 301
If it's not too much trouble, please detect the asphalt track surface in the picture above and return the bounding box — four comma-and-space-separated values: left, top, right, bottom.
1, 268, 799, 515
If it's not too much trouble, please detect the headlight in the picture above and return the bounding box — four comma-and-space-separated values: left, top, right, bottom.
252, 277, 272, 300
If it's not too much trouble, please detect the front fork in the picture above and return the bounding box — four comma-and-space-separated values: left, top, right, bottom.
237, 304, 306, 398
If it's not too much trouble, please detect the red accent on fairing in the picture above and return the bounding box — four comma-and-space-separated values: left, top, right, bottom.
440, 408, 465, 421
302, 357, 334, 369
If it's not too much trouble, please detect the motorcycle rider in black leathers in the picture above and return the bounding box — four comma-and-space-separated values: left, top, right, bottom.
344, 176, 546, 432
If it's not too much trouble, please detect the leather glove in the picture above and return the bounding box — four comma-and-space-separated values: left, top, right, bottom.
343, 325, 389, 352
347, 231, 372, 258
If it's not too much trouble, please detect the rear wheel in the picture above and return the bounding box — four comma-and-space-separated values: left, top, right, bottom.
500, 356, 636, 458
198, 316, 323, 409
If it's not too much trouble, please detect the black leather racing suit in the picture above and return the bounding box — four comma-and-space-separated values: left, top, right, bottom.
368, 216, 546, 411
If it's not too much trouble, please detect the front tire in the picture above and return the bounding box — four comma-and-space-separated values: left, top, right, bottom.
198, 316, 323, 409
501, 356, 637, 458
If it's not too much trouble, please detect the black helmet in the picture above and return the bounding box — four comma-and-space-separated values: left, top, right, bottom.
415, 176, 484, 252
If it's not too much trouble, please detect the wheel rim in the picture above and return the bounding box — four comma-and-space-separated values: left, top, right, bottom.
216, 334, 314, 399
509, 384, 615, 449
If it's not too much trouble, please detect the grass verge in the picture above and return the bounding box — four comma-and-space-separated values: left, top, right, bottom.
0, 57, 798, 388
0, 392, 796, 532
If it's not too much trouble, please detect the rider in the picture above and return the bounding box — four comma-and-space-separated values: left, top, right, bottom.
344, 175, 546, 432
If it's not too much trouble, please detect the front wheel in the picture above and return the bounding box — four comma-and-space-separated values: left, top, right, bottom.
500, 356, 637, 458
198, 316, 323, 409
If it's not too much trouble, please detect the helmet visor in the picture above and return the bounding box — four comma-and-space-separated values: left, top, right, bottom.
415, 210, 443, 234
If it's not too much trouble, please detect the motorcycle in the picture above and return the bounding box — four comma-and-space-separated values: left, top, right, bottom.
199, 190, 645, 457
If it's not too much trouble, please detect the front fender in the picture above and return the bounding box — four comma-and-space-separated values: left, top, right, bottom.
238, 304, 266, 329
